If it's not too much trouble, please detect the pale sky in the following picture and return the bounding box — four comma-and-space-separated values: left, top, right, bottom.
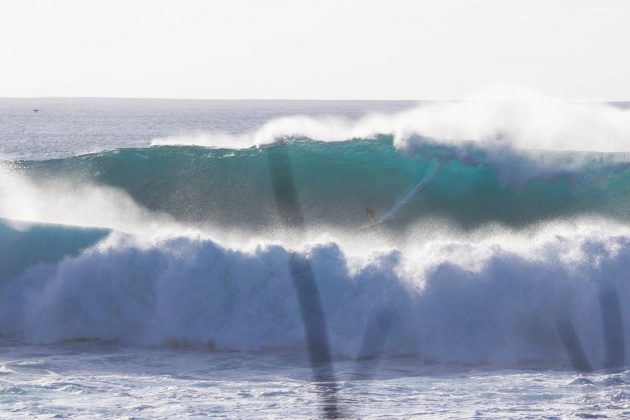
1, 0, 629, 100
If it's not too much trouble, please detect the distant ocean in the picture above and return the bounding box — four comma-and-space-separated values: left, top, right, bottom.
2, 98, 630, 418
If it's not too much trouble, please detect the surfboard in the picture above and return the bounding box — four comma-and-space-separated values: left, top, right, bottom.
361, 162, 441, 229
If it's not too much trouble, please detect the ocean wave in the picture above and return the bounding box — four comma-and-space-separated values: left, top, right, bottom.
151, 87, 630, 154
1, 218, 630, 369
5, 138, 630, 233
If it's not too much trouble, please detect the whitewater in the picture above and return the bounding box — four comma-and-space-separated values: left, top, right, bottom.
2, 95, 630, 418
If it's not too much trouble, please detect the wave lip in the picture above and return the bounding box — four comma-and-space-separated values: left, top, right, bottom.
0, 218, 108, 281
151, 90, 630, 155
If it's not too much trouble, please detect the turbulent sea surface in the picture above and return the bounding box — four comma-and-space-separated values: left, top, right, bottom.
2, 97, 630, 418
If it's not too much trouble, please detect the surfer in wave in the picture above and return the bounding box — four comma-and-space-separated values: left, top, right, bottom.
363, 162, 441, 228
365, 207, 376, 223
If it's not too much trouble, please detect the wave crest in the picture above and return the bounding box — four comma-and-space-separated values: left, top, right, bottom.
152, 87, 630, 154
1, 220, 630, 368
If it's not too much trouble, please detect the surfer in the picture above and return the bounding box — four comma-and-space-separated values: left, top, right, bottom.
365, 207, 376, 223
363, 162, 441, 229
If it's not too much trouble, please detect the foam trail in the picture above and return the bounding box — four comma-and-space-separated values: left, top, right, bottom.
373, 162, 441, 225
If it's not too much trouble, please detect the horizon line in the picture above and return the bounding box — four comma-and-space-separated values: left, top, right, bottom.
1, 96, 629, 103
0, 96, 424, 101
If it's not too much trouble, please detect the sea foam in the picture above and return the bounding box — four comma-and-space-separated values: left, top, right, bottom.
152, 85, 630, 154
1, 218, 629, 369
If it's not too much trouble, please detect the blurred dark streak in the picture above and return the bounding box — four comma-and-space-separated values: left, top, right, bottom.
556, 284, 626, 375
599, 285, 625, 371
267, 144, 305, 227
352, 309, 395, 381
267, 143, 341, 418
289, 254, 334, 365
555, 314, 592, 373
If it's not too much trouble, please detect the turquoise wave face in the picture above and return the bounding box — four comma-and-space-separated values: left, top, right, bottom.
0, 219, 109, 281
13, 137, 630, 230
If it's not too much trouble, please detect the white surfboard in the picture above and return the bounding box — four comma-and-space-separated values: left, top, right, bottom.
362, 162, 441, 229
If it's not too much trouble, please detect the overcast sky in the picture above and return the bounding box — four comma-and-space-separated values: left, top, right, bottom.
1, 0, 629, 100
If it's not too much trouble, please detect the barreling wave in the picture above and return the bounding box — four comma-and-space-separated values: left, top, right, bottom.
5, 137, 630, 233
3, 91, 630, 369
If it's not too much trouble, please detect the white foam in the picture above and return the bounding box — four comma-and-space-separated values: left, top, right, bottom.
151, 84, 630, 155
2, 222, 630, 368
0, 163, 189, 236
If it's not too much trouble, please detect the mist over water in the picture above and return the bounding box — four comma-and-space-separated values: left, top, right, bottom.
3, 96, 630, 417
7, 137, 630, 234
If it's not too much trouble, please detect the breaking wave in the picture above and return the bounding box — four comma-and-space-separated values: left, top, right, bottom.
151, 88, 630, 153
4, 137, 630, 233
1, 218, 630, 369
3, 91, 630, 369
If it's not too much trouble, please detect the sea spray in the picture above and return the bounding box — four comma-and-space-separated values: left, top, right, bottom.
5, 138, 630, 233
0, 218, 629, 369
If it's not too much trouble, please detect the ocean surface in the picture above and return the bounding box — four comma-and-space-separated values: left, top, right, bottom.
2, 97, 630, 418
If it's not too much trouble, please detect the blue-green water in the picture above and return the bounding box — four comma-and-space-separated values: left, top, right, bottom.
12, 137, 630, 230
3, 98, 630, 418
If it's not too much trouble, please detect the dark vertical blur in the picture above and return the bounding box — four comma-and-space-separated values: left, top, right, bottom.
352, 308, 395, 381
266, 143, 340, 418
555, 314, 592, 373
267, 144, 306, 227
599, 285, 625, 371
555, 284, 626, 374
